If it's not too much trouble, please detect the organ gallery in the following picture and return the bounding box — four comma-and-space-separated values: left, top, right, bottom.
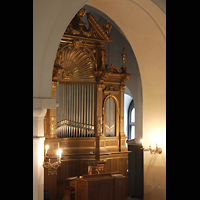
43, 8, 131, 199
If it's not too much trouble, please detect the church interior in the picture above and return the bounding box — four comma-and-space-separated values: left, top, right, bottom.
33, 1, 166, 200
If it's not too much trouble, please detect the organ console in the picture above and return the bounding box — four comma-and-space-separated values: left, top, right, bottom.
44, 8, 131, 200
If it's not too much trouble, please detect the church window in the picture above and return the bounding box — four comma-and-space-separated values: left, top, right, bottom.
128, 100, 135, 140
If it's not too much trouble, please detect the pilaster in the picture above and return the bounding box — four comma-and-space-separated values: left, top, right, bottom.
95, 83, 105, 160
33, 108, 47, 200
44, 81, 59, 139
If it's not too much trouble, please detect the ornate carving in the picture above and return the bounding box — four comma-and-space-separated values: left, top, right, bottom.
103, 20, 112, 36
52, 65, 64, 80
50, 116, 57, 137
120, 85, 126, 91
92, 63, 131, 84
77, 8, 86, 22
121, 47, 126, 66
73, 39, 83, 48
53, 46, 96, 82
104, 85, 120, 91
52, 81, 59, 89
87, 13, 111, 42
62, 69, 73, 80
100, 49, 108, 70
53, 9, 114, 83
63, 9, 111, 42
120, 47, 127, 73
106, 64, 120, 74
97, 84, 106, 91
92, 71, 106, 82
97, 116, 103, 136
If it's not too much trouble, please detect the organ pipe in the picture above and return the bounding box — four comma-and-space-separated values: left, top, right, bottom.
56, 83, 95, 138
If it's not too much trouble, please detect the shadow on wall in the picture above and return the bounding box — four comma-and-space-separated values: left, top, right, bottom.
144, 153, 166, 200
145, 184, 165, 200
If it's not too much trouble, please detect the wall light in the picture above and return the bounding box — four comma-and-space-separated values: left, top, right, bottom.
140, 139, 162, 154
43, 145, 62, 175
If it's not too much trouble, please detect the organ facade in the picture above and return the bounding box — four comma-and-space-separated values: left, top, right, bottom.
43, 8, 131, 199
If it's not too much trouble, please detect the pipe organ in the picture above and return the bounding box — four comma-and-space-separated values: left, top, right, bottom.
44, 8, 131, 200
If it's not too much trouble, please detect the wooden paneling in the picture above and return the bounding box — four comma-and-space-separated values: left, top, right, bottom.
114, 176, 126, 200
44, 168, 58, 200
75, 176, 115, 200
106, 137, 119, 147
104, 157, 127, 177
44, 153, 128, 200
45, 138, 96, 156
72, 173, 125, 200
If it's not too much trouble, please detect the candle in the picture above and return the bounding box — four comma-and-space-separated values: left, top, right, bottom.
140, 139, 143, 147
45, 145, 49, 154
57, 149, 62, 162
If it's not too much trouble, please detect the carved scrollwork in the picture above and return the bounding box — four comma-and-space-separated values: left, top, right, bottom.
103, 20, 112, 35
73, 39, 83, 48
96, 84, 106, 91
43, 160, 61, 175
106, 64, 120, 74
43, 161, 61, 170
104, 85, 119, 91
97, 116, 103, 136
62, 69, 73, 80
53, 46, 96, 82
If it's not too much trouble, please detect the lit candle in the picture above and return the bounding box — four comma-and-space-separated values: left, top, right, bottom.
140, 139, 143, 147
57, 149, 62, 162
45, 145, 49, 154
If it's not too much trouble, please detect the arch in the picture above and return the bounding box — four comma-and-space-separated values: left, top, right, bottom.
33, 0, 166, 99
33, 0, 166, 151
33, 1, 166, 199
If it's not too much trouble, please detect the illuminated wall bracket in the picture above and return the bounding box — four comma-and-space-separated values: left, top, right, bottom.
43, 157, 61, 175
140, 139, 162, 154
43, 145, 62, 175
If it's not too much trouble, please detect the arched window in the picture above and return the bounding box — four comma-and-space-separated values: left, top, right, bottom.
128, 100, 135, 140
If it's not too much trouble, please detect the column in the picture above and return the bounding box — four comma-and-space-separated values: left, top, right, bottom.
33, 108, 47, 200
96, 84, 105, 137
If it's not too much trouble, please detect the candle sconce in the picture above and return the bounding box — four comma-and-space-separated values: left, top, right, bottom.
140, 139, 162, 154
43, 145, 62, 175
